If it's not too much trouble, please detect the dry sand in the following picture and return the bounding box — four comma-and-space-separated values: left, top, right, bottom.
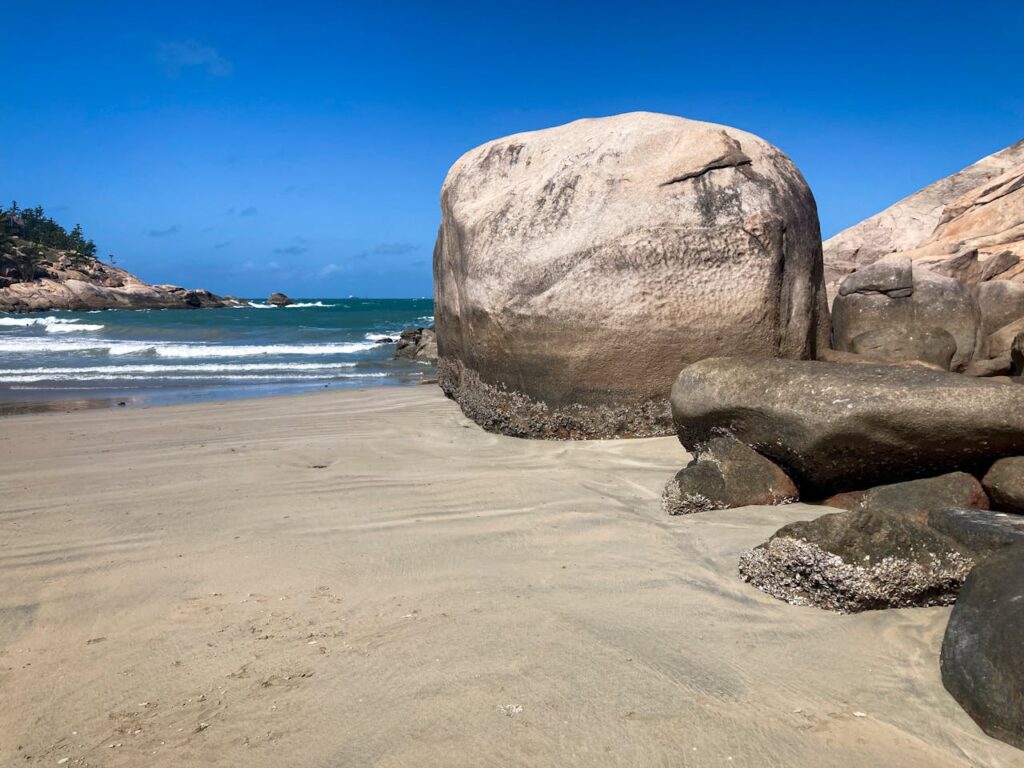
1, 386, 1021, 767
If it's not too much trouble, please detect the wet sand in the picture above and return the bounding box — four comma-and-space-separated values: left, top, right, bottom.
1, 386, 1020, 767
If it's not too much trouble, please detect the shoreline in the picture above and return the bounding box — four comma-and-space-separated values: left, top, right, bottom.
1, 386, 1017, 766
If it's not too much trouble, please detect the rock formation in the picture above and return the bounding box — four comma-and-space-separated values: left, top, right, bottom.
941, 544, 1024, 750
670, 357, 1024, 496
831, 260, 982, 371
394, 326, 438, 364
738, 509, 975, 612
982, 457, 1024, 514
267, 292, 293, 306
824, 139, 1024, 298
0, 250, 235, 312
661, 436, 797, 515
434, 112, 830, 439
822, 472, 989, 519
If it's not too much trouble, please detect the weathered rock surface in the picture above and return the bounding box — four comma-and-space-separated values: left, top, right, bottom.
0, 254, 235, 312
671, 357, 1024, 496
975, 280, 1024, 336
941, 544, 1024, 750
394, 327, 438, 364
824, 139, 1024, 298
848, 325, 957, 370
831, 262, 982, 371
267, 292, 292, 306
982, 457, 1024, 514
822, 472, 988, 520
989, 317, 1024, 359
964, 354, 1013, 378
738, 509, 973, 612
435, 112, 829, 439
927, 507, 1024, 554
1013, 333, 1024, 376
662, 437, 797, 515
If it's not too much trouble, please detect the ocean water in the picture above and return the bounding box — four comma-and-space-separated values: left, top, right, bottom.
0, 299, 435, 413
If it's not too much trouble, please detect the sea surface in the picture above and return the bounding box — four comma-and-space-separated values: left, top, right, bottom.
0, 299, 434, 413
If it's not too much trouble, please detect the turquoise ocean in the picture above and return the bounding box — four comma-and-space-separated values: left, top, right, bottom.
0, 299, 434, 413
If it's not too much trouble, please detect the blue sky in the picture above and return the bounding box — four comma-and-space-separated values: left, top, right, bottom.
2, 1, 1022, 298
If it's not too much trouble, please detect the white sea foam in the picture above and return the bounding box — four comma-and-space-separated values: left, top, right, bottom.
364, 331, 404, 341
2, 372, 389, 383
0, 316, 104, 332
0, 338, 377, 357
245, 301, 334, 309
4, 362, 360, 376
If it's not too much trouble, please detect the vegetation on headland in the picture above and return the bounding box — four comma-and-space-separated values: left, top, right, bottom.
0, 201, 99, 283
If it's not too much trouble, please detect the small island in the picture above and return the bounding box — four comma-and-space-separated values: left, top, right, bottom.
0, 202, 238, 312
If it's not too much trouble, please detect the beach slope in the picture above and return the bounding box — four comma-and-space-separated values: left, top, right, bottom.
0, 388, 1019, 767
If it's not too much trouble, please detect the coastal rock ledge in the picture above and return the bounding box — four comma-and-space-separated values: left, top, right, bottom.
434, 112, 830, 439
0, 254, 236, 312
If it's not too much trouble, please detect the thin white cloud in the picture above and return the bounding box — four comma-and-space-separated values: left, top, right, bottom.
158, 41, 233, 78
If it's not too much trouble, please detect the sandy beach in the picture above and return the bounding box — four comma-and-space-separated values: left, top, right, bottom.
1, 386, 1021, 768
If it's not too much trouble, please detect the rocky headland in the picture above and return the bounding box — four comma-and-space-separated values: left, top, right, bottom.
0, 207, 238, 312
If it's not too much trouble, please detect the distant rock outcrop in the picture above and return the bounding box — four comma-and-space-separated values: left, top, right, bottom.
267, 292, 292, 306
435, 112, 830, 439
0, 252, 236, 312
394, 326, 437, 364
824, 139, 1024, 299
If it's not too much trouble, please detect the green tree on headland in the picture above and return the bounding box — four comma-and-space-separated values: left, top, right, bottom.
0, 201, 98, 282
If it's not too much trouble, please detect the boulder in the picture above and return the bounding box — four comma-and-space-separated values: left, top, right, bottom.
267, 292, 292, 306
394, 327, 438, 364
982, 456, 1024, 514
964, 354, 1013, 378
927, 507, 1024, 553
848, 325, 957, 370
662, 437, 797, 515
831, 263, 982, 371
1014, 333, 1024, 376
941, 544, 1024, 750
670, 357, 1024, 496
738, 509, 973, 612
434, 112, 830, 439
821, 472, 988, 521
989, 317, 1024, 358
975, 280, 1024, 336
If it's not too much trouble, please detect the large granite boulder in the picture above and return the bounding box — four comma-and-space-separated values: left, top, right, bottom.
982, 457, 1024, 514
662, 436, 797, 515
831, 261, 982, 371
434, 112, 830, 439
670, 357, 1024, 496
941, 544, 1024, 750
